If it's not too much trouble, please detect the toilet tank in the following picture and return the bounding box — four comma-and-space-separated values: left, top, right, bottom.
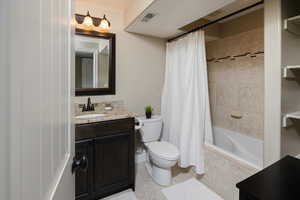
137, 115, 163, 143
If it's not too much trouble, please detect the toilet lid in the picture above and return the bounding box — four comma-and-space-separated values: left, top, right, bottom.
147, 141, 179, 160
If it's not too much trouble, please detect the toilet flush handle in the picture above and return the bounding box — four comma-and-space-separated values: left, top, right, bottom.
135, 118, 143, 130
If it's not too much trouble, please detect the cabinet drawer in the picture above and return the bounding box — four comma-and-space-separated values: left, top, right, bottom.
76, 118, 134, 141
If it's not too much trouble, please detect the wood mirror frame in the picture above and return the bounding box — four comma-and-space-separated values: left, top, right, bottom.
75, 28, 116, 96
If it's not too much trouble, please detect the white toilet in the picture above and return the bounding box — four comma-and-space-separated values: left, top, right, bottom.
137, 115, 179, 186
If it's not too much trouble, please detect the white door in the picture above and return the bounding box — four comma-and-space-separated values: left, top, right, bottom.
2, 0, 75, 199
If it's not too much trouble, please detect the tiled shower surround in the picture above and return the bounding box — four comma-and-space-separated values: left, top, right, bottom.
206, 28, 264, 140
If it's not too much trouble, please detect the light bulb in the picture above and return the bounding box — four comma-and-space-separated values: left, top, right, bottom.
83, 11, 93, 29
99, 15, 110, 32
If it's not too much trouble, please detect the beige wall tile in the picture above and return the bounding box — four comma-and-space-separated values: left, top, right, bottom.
238, 84, 264, 114
206, 28, 264, 140
214, 106, 240, 132
216, 82, 238, 108
208, 81, 217, 116
238, 112, 264, 140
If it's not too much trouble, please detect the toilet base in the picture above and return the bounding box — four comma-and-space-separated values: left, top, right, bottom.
145, 160, 172, 186
152, 165, 172, 186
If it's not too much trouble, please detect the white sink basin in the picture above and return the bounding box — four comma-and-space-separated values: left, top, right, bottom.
75, 113, 106, 119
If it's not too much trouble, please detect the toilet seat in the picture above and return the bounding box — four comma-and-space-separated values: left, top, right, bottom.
146, 141, 179, 161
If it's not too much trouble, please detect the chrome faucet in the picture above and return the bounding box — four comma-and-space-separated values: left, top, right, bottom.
82, 97, 95, 112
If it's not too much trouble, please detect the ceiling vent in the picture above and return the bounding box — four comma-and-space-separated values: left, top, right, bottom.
141, 13, 156, 22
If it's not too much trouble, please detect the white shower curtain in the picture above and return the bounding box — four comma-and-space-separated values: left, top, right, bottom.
161, 31, 213, 175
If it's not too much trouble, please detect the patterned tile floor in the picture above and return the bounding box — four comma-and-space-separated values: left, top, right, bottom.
134, 163, 196, 200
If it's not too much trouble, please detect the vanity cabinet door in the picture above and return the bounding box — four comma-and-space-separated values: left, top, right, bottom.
75, 140, 93, 200
93, 132, 135, 198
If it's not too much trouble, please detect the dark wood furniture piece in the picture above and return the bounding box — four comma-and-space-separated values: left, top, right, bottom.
75, 28, 116, 96
75, 118, 135, 200
236, 156, 300, 200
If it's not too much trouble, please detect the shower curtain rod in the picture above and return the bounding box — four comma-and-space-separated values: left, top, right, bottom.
167, 0, 264, 43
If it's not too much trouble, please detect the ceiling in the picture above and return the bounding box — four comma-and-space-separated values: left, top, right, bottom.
125, 0, 236, 39
81, 0, 132, 11
204, 0, 262, 21
180, 0, 263, 32
79, 0, 263, 39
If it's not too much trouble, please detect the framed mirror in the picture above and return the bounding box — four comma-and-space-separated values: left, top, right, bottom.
75, 28, 115, 96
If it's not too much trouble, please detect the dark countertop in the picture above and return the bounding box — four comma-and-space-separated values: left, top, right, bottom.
236, 156, 300, 200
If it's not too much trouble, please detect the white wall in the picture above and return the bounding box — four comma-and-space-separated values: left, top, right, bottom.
6, 0, 74, 199
75, 0, 166, 115
0, 0, 9, 199
264, 0, 282, 166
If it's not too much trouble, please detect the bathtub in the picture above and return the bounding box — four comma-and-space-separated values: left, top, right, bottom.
205, 127, 263, 169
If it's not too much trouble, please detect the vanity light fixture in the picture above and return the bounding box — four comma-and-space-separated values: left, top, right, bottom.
99, 15, 111, 32
75, 12, 111, 32
82, 11, 94, 29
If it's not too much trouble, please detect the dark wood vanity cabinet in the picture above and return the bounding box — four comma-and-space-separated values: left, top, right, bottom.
236, 156, 300, 200
75, 139, 93, 200
75, 118, 135, 200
